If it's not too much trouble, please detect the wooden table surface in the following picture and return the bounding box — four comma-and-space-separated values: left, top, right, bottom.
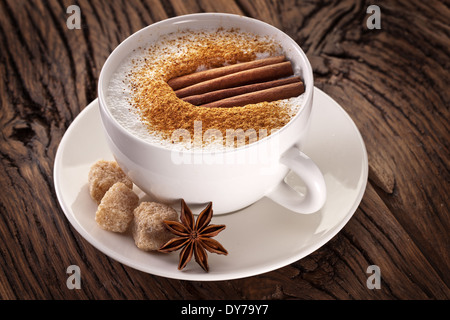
0, 0, 448, 300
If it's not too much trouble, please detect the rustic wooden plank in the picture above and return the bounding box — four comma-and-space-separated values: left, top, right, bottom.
295, 0, 449, 285
235, 0, 282, 28
169, 0, 202, 16
197, 0, 243, 15
222, 185, 449, 300
342, 184, 449, 299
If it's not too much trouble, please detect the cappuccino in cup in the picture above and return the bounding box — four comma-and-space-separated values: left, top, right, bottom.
98, 14, 325, 214
106, 28, 305, 152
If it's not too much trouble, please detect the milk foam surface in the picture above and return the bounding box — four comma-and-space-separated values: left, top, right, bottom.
106, 50, 156, 144
106, 29, 305, 151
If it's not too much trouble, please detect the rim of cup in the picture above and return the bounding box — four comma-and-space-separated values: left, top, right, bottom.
98, 13, 314, 155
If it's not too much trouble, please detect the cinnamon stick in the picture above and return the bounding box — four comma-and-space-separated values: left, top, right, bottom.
167, 55, 286, 90
175, 61, 294, 98
200, 82, 304, 108
182, 76, 302, 106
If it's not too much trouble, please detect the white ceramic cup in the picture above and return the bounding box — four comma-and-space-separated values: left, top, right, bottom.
98, 13, 326, 215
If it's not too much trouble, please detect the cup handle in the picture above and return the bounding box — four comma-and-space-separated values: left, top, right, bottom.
266, 147, 326, 214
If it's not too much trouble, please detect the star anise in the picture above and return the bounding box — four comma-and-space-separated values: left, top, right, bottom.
158, 199, 227, 272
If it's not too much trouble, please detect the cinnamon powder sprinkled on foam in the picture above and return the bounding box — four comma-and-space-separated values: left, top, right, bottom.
125, 28, 300, 149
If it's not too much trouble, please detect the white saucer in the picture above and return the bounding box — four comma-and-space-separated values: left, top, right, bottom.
54, 87, 368, 281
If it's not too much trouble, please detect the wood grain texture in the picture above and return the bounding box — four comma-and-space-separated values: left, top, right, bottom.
0, 0, 448, 300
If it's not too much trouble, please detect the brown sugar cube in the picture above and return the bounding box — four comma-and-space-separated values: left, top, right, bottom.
88, 160, 133, 203
132, 202, 179, 251
95, 182, 139, 233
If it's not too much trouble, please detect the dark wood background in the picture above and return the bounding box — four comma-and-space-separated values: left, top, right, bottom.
0, 0, 448, 300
